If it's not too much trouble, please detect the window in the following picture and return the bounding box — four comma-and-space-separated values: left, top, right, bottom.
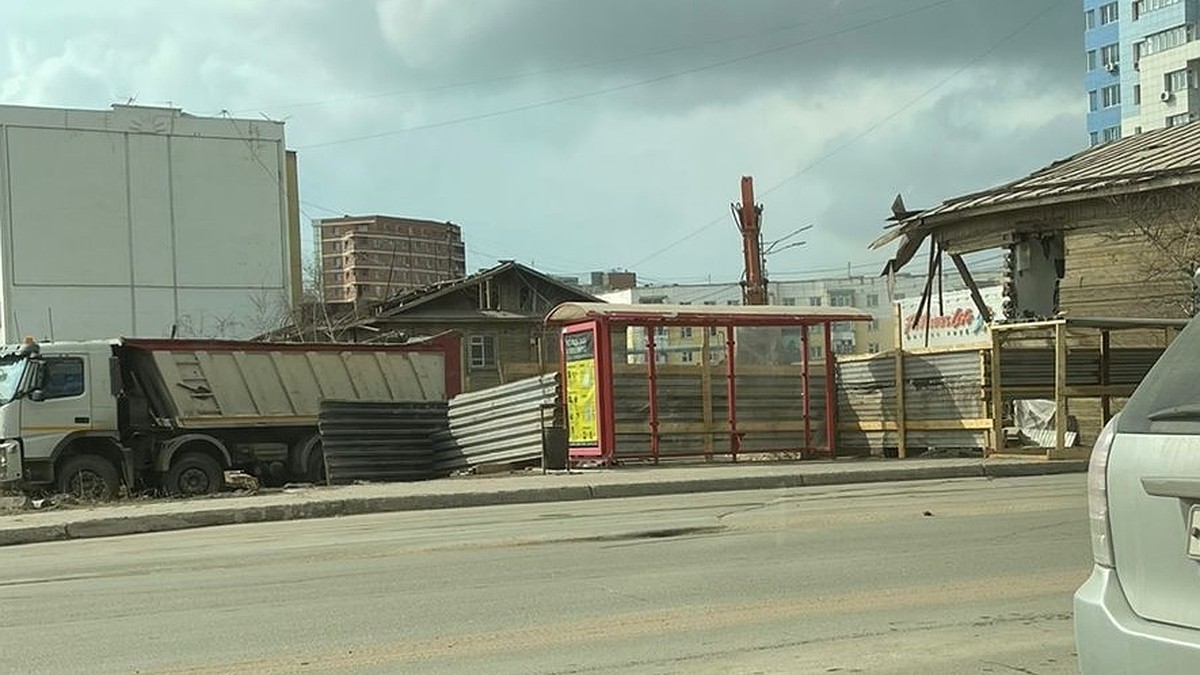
40, 358, 84, 399
654, 326, 668, 339
809, 296, 823, 307
1103, 125, 1122, 142
708, 326, 720, 336
1088, 90, 1099, 112
1135, 0, 1182, 17
866, 294, 879, 307
1087, 50, 1098, 71
868, 319, 880, 332
1167, 112, 1192, 126
782, 297, 796, 306
829, 292, 854, 307
1166, 68, 1192, 91
1141, 25, 1191, 57
809, 345, 824, 360
681, 351, 695, 364
702, 300, 717, 306
1101, 84, 1121, 107
1099, 2, 1119, 24
681, 326, 694, 338
1135, 125, 1143, 134
1134, 84, 1141, 105
1090, 131, 1101, 146
1086, 9, 1096, 29
725, 300, 740, 306
868, 343, 881, 354
468, 335, 496, 369
1100, 43, 1119, 67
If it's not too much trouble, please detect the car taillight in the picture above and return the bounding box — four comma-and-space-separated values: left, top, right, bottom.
1088, 414, 1119, 568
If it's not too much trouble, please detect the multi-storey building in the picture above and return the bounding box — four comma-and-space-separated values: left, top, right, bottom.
598, 270, 1002, 364
317, 215, 466, 304
1085, 0, 1200, 145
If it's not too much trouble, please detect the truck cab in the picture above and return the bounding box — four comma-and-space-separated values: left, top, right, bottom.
0, 340, 127, 498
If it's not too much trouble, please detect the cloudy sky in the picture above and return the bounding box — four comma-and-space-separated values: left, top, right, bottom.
0, 0, 1082, 284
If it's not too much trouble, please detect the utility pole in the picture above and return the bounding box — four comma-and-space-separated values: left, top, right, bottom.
733, 176, 767, 305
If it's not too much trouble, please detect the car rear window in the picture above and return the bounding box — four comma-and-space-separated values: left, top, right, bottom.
1119, 316, 1200, 435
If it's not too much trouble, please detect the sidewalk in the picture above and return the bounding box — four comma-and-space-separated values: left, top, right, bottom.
0, 457, 1087, 547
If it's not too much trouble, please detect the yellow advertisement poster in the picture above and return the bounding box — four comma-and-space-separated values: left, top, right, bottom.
566, 359, 598, 446
563, 330, 599, 446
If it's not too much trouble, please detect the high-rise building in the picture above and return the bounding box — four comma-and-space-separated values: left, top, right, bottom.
1085, 0, 1200, 145
317, 215, 466, 304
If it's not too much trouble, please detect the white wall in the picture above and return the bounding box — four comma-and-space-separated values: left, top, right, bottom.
0, 104, 293, 342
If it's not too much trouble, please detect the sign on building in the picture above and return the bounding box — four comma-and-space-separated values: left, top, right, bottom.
898, 286, 1004, 350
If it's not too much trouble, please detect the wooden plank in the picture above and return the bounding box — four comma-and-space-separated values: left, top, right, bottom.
893, 302, 907, 459
949, 252, 993, 323
1055, 321, 1068, 455
988, 384, 1138, 398
1100, 329, 1111, 423
843, 419, 993, 432
990, 327, 1004, 456
616, 420, 811, 435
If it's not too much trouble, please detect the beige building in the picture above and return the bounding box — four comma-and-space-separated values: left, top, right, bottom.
317, 215, 466, 304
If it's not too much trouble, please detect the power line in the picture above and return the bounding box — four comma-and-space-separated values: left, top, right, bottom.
296, 0, 964, 150
227, 0, 920, 117
625, 0, 1065, 271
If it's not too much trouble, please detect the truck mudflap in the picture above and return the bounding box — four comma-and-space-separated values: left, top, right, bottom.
0, 439, 21, 483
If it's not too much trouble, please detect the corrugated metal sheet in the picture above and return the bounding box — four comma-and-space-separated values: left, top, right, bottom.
989, 347, 1166, 387
838, 351, 987, 455
319, 400, 448, 484
432, 374, 560, 472
612, 366, 831, 458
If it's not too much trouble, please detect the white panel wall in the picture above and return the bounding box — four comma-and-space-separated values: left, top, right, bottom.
0, 104, 293, 343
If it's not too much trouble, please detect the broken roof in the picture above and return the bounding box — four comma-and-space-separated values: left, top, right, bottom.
371, 260, 598, 318
872, 121, 1200, 270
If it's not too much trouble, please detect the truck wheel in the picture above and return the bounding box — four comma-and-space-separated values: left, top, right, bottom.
57, 455, 120, 501
164, 452, 225, 496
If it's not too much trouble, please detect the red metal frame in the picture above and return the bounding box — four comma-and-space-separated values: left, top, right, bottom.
725, 325, 739, 461
560, 321, 614, 460
801, 325, 811, 451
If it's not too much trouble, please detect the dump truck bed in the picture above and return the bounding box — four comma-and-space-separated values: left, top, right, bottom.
122, 338, 451, 429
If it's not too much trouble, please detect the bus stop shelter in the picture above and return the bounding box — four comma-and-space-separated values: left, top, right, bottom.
545, 302, 871, 464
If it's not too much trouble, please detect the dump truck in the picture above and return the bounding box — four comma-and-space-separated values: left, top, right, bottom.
0, 336, 456, 498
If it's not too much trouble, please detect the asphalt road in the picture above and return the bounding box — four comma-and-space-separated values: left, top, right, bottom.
0, 474, 1090, 675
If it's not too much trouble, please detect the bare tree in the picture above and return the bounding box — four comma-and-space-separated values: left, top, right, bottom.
1106, 185, 1200, 317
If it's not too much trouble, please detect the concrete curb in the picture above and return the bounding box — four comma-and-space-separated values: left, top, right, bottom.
0, 460, 1087, 547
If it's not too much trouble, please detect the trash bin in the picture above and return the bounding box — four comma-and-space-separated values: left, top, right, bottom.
542, 426, 569, 471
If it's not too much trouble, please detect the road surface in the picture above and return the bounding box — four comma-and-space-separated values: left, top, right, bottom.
0, 474, 1089, 674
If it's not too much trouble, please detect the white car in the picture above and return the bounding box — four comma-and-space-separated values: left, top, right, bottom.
1074, 319, 1200, 672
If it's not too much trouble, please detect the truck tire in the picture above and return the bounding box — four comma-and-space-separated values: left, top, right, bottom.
164, 452, 225, 496
57, 455, 120, 501
305, 445, 327, 485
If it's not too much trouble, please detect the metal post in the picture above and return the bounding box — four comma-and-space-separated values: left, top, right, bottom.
646, 326, 660, 464
824, 321, 836, 457
801, 325, 811, 452
725, 325, 739, 460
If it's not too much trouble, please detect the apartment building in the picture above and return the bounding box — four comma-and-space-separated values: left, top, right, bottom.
317, 215, 466, 304
1085, 0, 1200, 144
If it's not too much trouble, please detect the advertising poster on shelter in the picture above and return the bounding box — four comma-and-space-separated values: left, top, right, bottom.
564, 330, 599, 446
